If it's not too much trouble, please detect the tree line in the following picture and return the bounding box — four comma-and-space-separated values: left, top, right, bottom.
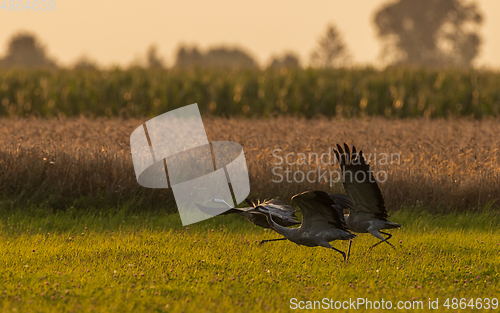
0, 0, 483, 70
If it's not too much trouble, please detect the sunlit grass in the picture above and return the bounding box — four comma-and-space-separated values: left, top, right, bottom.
1, 205, 499, 312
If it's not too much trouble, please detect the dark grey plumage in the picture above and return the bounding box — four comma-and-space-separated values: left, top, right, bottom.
328, 193, 355, 214
334, 144, 401, 255
250, 190, 356, 261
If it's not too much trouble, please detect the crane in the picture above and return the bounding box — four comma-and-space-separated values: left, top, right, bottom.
249, 190, 356, 261
334, 144, 401, 257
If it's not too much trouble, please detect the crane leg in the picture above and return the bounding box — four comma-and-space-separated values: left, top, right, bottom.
259, 238, 286, 245
346, 239, 353, 261
369, 231, 395, 249
330, 247, 347, 262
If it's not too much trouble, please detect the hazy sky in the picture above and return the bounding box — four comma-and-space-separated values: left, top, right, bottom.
0, 0, 498, 68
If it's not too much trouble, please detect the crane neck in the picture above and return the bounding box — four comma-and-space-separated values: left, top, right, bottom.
263, 211, 295, 238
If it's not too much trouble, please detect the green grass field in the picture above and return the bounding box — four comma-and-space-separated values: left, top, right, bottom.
1, 204, 499, 312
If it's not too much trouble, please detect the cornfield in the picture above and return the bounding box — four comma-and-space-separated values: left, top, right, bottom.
1, 116, 499, 213
1, 67, 500, 118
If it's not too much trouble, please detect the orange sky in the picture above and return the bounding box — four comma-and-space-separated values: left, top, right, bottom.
0, 0, 498, 68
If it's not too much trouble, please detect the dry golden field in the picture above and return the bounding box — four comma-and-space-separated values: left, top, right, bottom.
0, 116, 499, 213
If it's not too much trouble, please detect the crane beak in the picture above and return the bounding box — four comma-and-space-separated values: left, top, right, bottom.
195, 203, 221, 216
196, 199, 232, 215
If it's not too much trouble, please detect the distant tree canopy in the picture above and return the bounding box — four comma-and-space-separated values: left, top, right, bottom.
0, 32, 57, 68
309, 24, 351, 68
374, 0, 483, 67
269, 53, 300, 69
174, 45, 257, 69
175, 46, 203, 68
73, 56, 99, 70
146, 45, 165, 69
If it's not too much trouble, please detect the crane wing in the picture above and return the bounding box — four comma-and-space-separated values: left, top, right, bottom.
256, 199, 299, 224
334, 144, 387, 220
328, 193, 354, 210
291, 191, 348, 231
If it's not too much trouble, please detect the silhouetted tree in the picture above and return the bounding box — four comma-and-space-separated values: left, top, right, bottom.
146, 45, 164, 69
269, 53, 300, 69
203, 47, 257, 69
174, 45, 203, 68
73, 56, 99, 70
0, 32, 57, 68
174, 45, 257, 69
310, 24, 351, 68
374, 0, 483, 67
